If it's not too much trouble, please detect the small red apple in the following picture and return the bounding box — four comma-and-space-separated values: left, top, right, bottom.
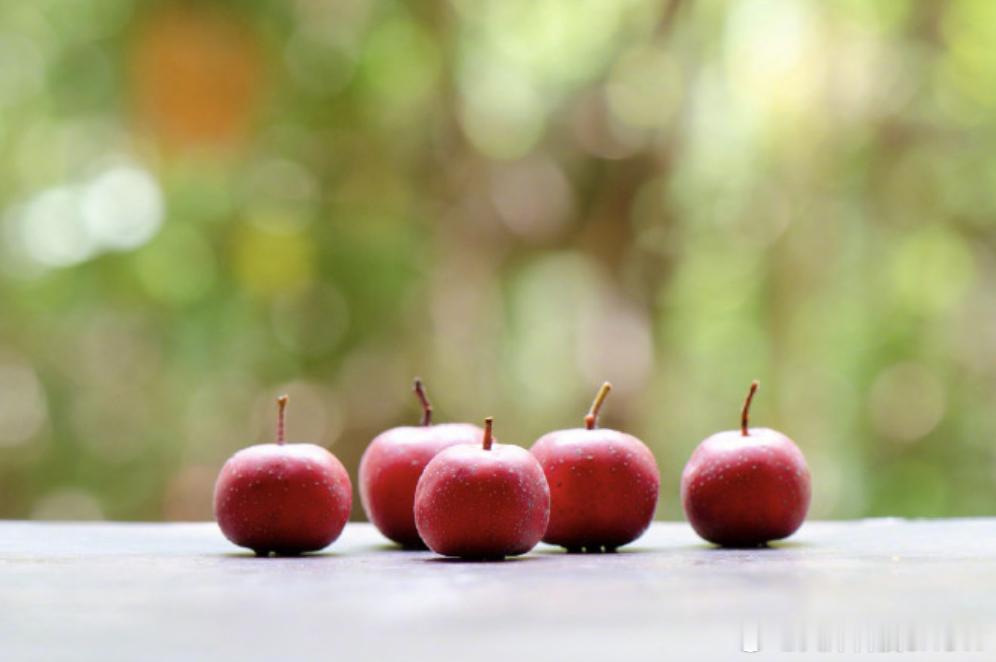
531, 382, 660, 552
681, 381, 811, 547
414, 417, 550, 560
359, 379, 482, 547
214, 395, 352, 556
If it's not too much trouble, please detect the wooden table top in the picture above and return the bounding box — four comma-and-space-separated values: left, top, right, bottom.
1, 520, 993, 661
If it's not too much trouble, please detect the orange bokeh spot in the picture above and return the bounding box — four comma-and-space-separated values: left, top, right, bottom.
129, 3, 265, 150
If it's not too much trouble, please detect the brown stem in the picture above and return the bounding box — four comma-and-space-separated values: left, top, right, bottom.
741, 380, 759, 437
276, 395, 289, 445
482, 417, 494, 451
584, 382, 613, 430
413, 378, 432, 426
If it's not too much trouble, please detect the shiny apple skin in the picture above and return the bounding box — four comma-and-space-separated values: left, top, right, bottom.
414, 443, 550, 559
681, 427, 811, 547
359, 423, 482, 548
531, 428, 659, 551
214, 443, 352, 555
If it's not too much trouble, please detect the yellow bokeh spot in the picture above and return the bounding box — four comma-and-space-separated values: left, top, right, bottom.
233, 218, 315, 297
725, 0, 825, 121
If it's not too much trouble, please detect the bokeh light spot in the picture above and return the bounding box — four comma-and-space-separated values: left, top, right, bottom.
869, 362, 946, 444
0, 353, 48, 447
17, 187, 96, 268
490, 157, 573, 241
82, 164, 164, 251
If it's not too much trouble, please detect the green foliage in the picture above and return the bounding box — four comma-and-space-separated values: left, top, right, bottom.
0, 0, 992, 521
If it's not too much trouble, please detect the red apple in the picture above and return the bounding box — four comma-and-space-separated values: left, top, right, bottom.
214, 395, 352, 556
681, 381, 811, 547
359, 379, 482, 547
414, 417, 550, 559
531, 382, 660, 552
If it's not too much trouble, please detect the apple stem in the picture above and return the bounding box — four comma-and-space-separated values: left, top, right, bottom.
413, 378, 433, 426
482, 417, 494, 451
584, 382, 613, 430
276, 395, 289, 445
741, 380, 759, 437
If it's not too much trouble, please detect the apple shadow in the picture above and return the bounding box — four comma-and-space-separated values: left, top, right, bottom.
534, 546, 652, 556
765, 539, 809, 550
667, 543, 726, 552
613, 546, 659, 555
423, 555, 545, 565
216, 550, 341, 559
693, 539, 810, 551
365, 543, 430, 553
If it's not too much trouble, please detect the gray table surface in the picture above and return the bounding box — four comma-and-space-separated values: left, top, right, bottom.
0, 519, 993, 661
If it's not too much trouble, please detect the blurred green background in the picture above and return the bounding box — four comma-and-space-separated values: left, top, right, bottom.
0, 0, 993, 522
